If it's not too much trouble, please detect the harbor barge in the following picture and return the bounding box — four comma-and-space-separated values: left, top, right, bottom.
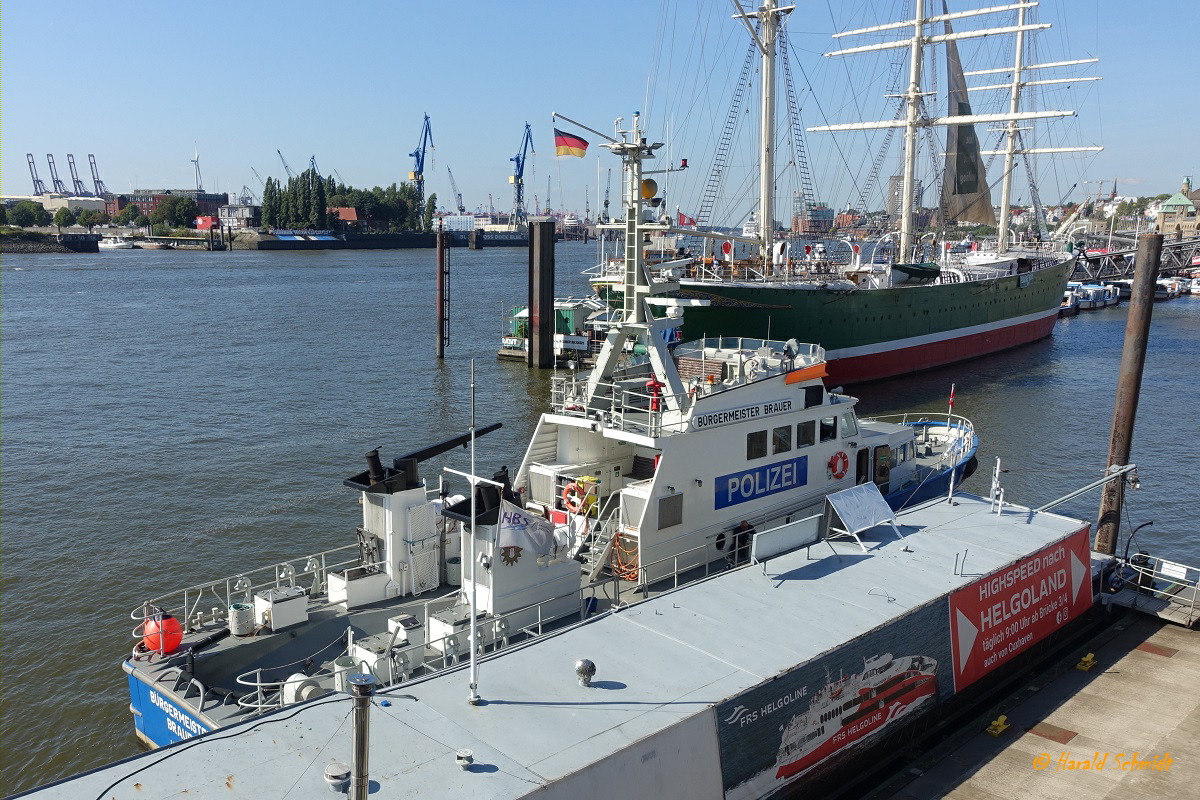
22, 484, 1113, 800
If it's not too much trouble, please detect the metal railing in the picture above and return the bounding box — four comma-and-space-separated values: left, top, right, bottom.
1121, 555, 1200, 626
130, 542, 385, 637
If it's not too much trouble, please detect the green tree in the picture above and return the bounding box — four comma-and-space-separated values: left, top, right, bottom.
134, 214, 151, 228
312, 173, 327, 229
54, 206, 78, 231
115, 203, 141, 226
423, 193, 437, 231
76, 210, 98, 230
10, 200, 52, 227
0, 205, 7, 225
150, 196, 199, 228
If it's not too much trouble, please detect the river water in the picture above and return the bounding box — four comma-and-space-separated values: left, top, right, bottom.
2, 244, 1197, 795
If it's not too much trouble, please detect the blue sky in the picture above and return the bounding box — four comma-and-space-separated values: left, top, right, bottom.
3, 1, 1196, 221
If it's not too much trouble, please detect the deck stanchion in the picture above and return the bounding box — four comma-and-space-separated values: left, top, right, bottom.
1095, 233, 1161, 555
348, 673, 376, 800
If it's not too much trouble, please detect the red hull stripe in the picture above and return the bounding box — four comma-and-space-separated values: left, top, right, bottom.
825, 311, 1058, 384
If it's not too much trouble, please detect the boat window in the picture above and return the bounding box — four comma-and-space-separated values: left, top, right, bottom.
804, 385, 824, 409
772, 425, 792, 454
839, 413, 858, 438
820, 417, 837, 442
746, 430, 768, 460
797, 420, 816, 448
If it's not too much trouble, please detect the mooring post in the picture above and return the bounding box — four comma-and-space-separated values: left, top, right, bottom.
1094, 233, 1161, 555
348, 673, 376, 800
436, 228, 450, 359
528, 220, 555, 368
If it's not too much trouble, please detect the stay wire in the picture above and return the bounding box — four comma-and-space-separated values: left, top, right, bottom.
91, 694, 351, 800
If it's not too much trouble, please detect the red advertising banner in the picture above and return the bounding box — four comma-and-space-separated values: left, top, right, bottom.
950, 527, 1093, 692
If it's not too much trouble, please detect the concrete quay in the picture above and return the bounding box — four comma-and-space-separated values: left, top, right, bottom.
881, 614, 1199, 799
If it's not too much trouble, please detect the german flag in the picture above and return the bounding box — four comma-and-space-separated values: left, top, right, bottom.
554, 128, 589, 158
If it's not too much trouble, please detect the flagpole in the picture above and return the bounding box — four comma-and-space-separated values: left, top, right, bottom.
946, 383, 957, 504
468, 358, 480, 705
551, 112, 619, 144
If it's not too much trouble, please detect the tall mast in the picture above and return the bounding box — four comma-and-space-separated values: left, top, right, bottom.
759, 0, 779, 259
899, 0, 926, 261
996, 2, 1026, 254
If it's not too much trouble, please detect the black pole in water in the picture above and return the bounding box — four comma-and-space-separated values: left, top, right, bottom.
1095, 233, 1161, 555
528, 220, 555, 368
436, 228, 450, 359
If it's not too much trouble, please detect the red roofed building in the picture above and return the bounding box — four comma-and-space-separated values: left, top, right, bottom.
329, 207, 365, 231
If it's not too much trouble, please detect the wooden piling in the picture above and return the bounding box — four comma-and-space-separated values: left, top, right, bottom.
528, 220, 555, 369
436, 229, 450, 359
1094, 233, 1161, 555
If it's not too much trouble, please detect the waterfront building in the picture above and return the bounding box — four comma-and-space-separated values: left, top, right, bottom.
218, 203, 262, 229
1156, 177, 1198, 237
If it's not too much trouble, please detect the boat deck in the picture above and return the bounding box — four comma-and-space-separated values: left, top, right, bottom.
23, 492, 1096, 800
880, 615, 1200, 800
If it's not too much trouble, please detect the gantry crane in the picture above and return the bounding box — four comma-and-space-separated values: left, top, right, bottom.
27, 154, 49, 194
88, 154, 109, 196
409, 114, 435, 209
446, 166, 465, 214
600, 168, 612, 223
67, 155, 91, 196
510, 122, 534, 222
46, 155, 69, 194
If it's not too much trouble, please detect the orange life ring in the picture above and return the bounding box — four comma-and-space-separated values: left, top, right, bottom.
829, 451, 850, 480
562, 482, 590, 514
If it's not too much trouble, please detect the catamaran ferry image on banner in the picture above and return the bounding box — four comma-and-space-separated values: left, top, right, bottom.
773, 653, 938, 783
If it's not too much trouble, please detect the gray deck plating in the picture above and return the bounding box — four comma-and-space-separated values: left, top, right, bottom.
20, 493, 1094, 800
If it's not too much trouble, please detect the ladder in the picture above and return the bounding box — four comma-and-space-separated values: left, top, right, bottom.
696, 34, 758, 229
780, 27, 815, 219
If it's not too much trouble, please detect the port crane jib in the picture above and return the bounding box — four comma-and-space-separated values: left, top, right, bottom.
410, 114, 435, 209
88, 154, 109, 196
67, 154, 91, 196
46, 155, 69, 194
27, 154, 49, 195
446, 166, 466, 214
510, 122, 534, 222
277, 150, 295, 179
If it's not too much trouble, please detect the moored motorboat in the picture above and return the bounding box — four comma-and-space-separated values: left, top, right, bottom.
98, 236, 135, 249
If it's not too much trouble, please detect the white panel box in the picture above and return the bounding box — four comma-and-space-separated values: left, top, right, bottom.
253, 586, 308, 631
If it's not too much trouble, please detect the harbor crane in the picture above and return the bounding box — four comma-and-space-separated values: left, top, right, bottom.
309, 156, 322, 180
191, 146, 204, 192
409, 114, 434, 210
46, 155, 69, 194
251, 166, 267, 190
238, 185, 258, 205
446, 166, 465, 214
332, 169, 346, 187
88, 154, 109, 196
67, 155, 91, 196
27, 154, 49, 195
510, 122, 534, 222
277, 150, 295, 179
600, 168, 612, 223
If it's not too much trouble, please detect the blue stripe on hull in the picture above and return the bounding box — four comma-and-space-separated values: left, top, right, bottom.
126, 666, 212, 748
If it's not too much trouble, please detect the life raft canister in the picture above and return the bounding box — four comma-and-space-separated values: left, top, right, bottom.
828, 451, 850, 480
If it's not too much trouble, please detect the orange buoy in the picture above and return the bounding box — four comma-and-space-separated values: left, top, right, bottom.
143, 613, 183, 654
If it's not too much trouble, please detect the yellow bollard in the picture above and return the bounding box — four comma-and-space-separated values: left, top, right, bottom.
986, 714, 1010, 736
1076, 652, 1098, 672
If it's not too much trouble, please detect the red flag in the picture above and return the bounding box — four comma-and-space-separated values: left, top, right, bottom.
678, 211, 696, 226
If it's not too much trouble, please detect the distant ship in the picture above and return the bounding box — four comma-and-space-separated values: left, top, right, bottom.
774, 653, 938, 783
